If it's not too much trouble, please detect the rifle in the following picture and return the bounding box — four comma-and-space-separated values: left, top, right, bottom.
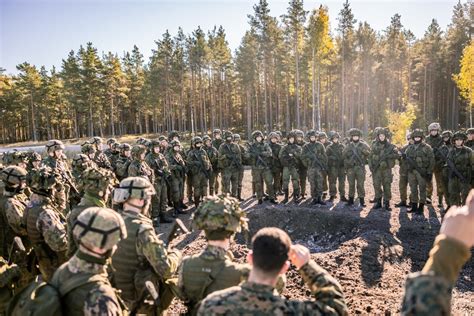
193, 151, 211, 179
54, 160, 79, 195
225, 144, 242, 169
445, 152, 469, 184
308, 145, 326, 171
404, 154, 431, 181
371, 145, 394, 172
249, 144, 269, 168
350, 145, 365, 166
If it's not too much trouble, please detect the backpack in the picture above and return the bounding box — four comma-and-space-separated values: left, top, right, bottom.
6, 274, 107, 316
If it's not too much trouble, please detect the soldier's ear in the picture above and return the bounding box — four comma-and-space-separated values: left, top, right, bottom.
279, 261, 290, 275
246, 251, 253, 265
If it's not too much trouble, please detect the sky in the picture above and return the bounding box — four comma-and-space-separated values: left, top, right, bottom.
0, 0, 458, 75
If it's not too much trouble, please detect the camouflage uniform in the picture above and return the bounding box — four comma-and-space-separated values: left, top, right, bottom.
342, 129, 371, 206
268, 132, 283, 196
301, 130, 328, 204
166, 140, 188, 215
218, 131, 242, 198
177, 195, 249, 315
446, 132, 473, 206
465, 128, 474, 150
203, 135, 219, 196
326, 132, 346, 201
436, 131, 453, 208
368, 128, 399, 209
318, 132, 330, 197
396, 134, 412, 207
405, 129, 435, 213
128, 145, 155, 184
425, 123, 444, 205
0, 258, 20, 314
198, 259, 348, 315
115, 143, 132, 181
104, 138, 117, 158
248, 131, 276, 204
51, 207, 126, 316
71, 154, 93, 180
211, 129, 224, 194
25, 167, 68, 281
187, 137, 212, 206
233, 134, 247, 201
295, 130, 308, 198
279, 131, 302, 203
108, 143, 121, 170
90, 137, 113, 170
146, 140, 173, 223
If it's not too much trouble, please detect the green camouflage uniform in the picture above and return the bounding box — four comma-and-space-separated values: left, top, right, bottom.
218, 133, 242, 197
368, 129, 399, 207
279, 133, 302, 201
465, 128, 474, 150
446, 132, 473, 206
203, 136, 219, 195
268, 133, 283, 195
425, 124, 444, 204
187, 137, 212, 206
0, 258, 20, 314
342, 129, 371, 204
295, 130, 308, 198
319, 133, 330, 196
326, 134, 346, 200
166, 141, 187, 210
146, 145, 171, 221
301, 130, 328, 203
128, 145, 155, 184
197, 260, 348, 316
211, 131, 224, 194
398, 140, 411, 205
436, 131, 453, 208
234, 134, 247, 200
248, 131, 275, 202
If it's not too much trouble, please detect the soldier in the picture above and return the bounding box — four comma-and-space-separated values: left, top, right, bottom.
66, 167, 118, 257
446, 131, 473, 207
185, 140, 195, 207
111, 177, 182, 314
115, 143, 132, 181
294, 130, 308, 199
404, 129, 435, 213
128, 145, 154, 184
198, 227, 348, 315
168, 130, 180, 143
104, 138, 118, 158
326, 131, 347, 203
25, 167, 68, 281
425, 122, 444, 206
343, 128, 371, 207
318, 131, 330, 199
159, 135, 169, 152
0, 257, 20, 313
437, 130, 453, 209
9, 151, 28, 170
212, 129, 224, 194
51, 207, 126, 316
302, 130, 328, 205
187, 137, 212, 207
466, 128, 474, 150
26, 151, 42, 171
81, 143, 98, 167
268, 132, 283, 197
146, 140, 173, 224
248, 131, 276, 205
203, 135, 219, 196
166, 140, 188, 216
108, 142, 121, 170
218, 131, 242, 198
233, 134, 247, 201
279, 131, 302, 204
177, 195, 249, 315
395, 133, 414, 208
89, 137, 112, 170
369, 128, 399, 210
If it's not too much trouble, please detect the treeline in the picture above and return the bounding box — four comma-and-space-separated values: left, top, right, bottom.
0, 0, 473, 143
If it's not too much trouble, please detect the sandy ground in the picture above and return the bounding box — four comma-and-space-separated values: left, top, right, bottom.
160, 165, 473, 315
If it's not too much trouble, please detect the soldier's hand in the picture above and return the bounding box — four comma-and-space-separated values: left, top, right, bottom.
441, 190, 474, 248
289, 244, 310, 269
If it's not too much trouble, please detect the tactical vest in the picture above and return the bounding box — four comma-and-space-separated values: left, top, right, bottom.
111, 212, 151, 302
406, 143, 432, 172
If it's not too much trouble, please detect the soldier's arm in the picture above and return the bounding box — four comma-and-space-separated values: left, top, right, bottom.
137, 226, 182, 280
84, 284, 123, 316
427, 147, 436, 171
4, 200, 27, 236
37, 208, 68, 252
262, 144, 272, 157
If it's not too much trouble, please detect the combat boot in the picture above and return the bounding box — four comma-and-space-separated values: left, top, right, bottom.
395, 200, 407, 208
257, 198, 263, 205
407, 203, 418, 213
282, 190, 289, 204
372, 199, 382, 210
348, 197, 354, 206
369, 198, 375, 203
417, 203, 425, 214
383, 200, 391, 211
160, 212, 174, 224
359, 197, 366, 207
340, 196, 348, 202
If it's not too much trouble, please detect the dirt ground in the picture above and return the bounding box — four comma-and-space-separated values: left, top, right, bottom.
159, 166, 474, 315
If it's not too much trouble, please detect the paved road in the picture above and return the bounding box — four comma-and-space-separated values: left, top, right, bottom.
0, 145, 80, 153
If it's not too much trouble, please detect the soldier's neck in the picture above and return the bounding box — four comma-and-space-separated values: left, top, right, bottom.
248, 269, 279, 288
208, 239, 230, 250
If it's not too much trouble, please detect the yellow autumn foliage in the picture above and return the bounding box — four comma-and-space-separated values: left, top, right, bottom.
386, 103, 417, 146
454, 40, 474, 108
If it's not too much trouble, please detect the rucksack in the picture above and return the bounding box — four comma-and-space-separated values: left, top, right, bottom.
6, 274, 107, 316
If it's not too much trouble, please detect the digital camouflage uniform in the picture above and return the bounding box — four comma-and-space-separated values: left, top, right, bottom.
198, 259, 348, 316
425, 123, 444, 205
52, 207, 126, 316
301, 130, 328, 204
104, 138, 117, 159
396, 134, 412, 207
128, 145, 155, 184
295, 130, 308, 198
268, 132, 283, 196
218, 132, 242, 198
115, 143, 132, 181
279, 131, 302, 203
405, 129, 435, 213
203, 135, 219, 196
368, 128, 399, 209
146, 140, 173, 223
166, 140, 188, 215
326, 132, 346, 201
187, 137, 212, 207
177, 195, 249, 315
25, 167, 68, 281
248, 131, 275, 203
342, 129, 371, 206
446, 132, 473, 206
233, 134, 247, 201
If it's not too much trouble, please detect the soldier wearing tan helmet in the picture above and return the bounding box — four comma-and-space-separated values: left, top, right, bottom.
89, 137, 112, 170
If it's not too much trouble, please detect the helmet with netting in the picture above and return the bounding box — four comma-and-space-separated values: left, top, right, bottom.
80, 167, 118, 197
223, 131, 233, 139
452, 131, 467, 141
202, 135, 211, 143
428, 122, 441, 132
27, 167, 61, 195
233, 134, 241, 141
131, 145, 147, 159
349, 128, 362, 137
1, 166, 27, 188
112, 177, 156, 204
192, 136, 203, 146
411, 129, 425, 139
441, 130, 453, 139
45, 140, 65, 152
106, 138, 117, 146
81, 143, 96, 155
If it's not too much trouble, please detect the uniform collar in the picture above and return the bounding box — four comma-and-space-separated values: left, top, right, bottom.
202, 245, 230, 260
79, 193, 106, 208
241, 281, 274, 294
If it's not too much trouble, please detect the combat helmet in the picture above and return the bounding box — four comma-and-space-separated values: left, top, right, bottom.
112, 177, 156, 204
441, 130, 453, 139
170, 139, 181, 148
329, 131, 340, 139
148, 140, 161, 149
318, 131, 328, 139
81, 143, 96, 155
293, 129, 304, 139
72, 207, 126, 254
202, 135, 212, 143
223, 130, 233, 140
131, 145, 147, 160
452, 131, 467, 141
428, 122, 441, 132
233, 134, 241, 141
268, 132, 279, 141
411, 128, 425, 139
107, 138, 117, 146
466, 128, 474, 135
10, 151, 28, 166
348, 128, 362, 137
1, 166, 27, 189
72, 154, 91, 169
192, 136, 204, 147
213, 129, 222, 135
90, 137, 103, 146
80, 167, 118, 198
252, 130, 263, 140
192, 194, 248, 240
119, 143, 131, 153
45, 139, 65, 153
306, 130, 317, 139
27, 167, 60, 195
168, 130, 180, 141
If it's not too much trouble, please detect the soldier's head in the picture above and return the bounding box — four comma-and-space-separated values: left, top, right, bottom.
223, 131, 233, 143
406, 132, 413, 145
27, 167, 62, 198
113, 177, 156, 216
441, 130, 453, 145
90, 137, 104, 151
329, 131, 340, 143
131, 145, 147, 161
467, 128, 474, 141
294, 130, 304, 144
349, 128, 362, 142
45, 139, 65, 159
248, 227, 292, 279
10, 151, 29, 169
318, 132, 328, 144
233, 134, 242, 144
111, 142, 121, 153
252, 130, 263, 143
213, 129, 222, 140
81, 143, 97, 160
376, 128, 389, 142
158, 135, 168, 149
168, 130, 180, 142
452, 131, 466, 148
73, 207, 126, 258
287, 131, 296, 144
192, 195, 248, 245
1, 166, 27, 193
80, 167, 118, 201
412, 129, 424, 144
306, 130, 317, 143
72, 154, 92, 172
106, 138, 117, 149
27, 151, 42, 170
428, 122, 441, 136
203, 135, 212, 147
149, 140, 161, 154
193, 136, 204, 149
119, 143, 131, 157
268, 132, 279, 144
170, 140, 181, 152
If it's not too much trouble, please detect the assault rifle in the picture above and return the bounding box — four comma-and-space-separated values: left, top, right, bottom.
193, 151, 211, 179
350, 145, 365, 166
404, 154, 431, 181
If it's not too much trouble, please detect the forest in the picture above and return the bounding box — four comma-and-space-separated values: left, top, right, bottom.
0, 0, 473, 143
